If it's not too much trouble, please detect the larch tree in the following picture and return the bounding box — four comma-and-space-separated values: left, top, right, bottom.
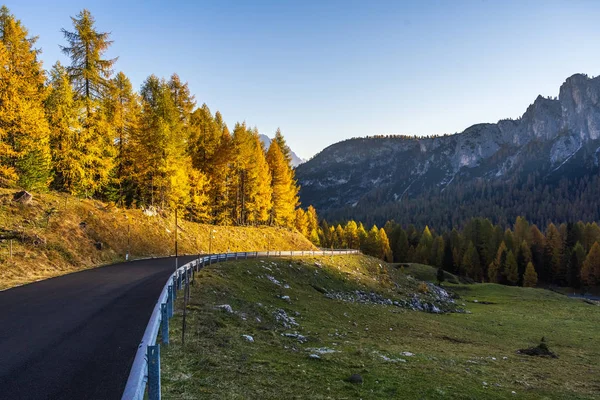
462, 241, 481, 281
581, 242, 600, 287
523, 262, 538, 287
103, 71, 141, 203
45, 62, 84, 194
379, 227, 393, 262
209, 112, 234, 225
136, 75, 190, 209
504, 250, 519, 285
294, 208, 309, 237
344, 220, 359, 249
61, 9, 116, 195
306, 205, 320, 245
0, 6, 51, 190
273, 128, 292, 166
245, 133, 272, 224
231, 122, 254, 224
516, 240, 532, 285
266, 140, 298, 227
335, 225, 346, 248
545, 223, 564, 284
416, 226, 433, 264
61, 9, 116, 104
362, 225, 381, 257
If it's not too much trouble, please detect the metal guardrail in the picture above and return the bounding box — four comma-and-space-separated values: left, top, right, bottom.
121, 249, 360, 400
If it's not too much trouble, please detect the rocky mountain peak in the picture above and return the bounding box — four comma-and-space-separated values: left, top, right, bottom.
296, 72, 600, 224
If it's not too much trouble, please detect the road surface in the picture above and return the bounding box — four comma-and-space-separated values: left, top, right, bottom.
0, 255, 195, 400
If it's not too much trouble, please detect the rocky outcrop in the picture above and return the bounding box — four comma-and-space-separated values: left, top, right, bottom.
296, 73, 600, 216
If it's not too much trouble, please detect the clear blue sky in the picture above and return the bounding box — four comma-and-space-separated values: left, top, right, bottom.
5, 0, 600, 159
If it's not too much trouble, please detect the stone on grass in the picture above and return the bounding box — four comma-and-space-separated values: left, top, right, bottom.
13, 190, 33, 204
216, 304, 234, 313
346, 374, 363, 384
241, 334, 254, 342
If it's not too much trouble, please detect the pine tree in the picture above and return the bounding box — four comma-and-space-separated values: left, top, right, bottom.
266, 140, 298, 227
569, 242, 586, 288
0, 7, 51, 190
437, 267, 445, 285
523, 262, 538, 287
431, 236, 445, 268
394, 227, 410, 262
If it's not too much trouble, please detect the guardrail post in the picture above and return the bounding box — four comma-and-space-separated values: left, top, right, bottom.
147, 345, 161, 400
167, 285, 173, 318
177, 272, 182, 291
161, 303, 169, 344
172, 276, 177, 300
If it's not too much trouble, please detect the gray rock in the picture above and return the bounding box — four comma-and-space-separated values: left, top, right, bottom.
13, 191, 33, 204
346, 374, 363, 384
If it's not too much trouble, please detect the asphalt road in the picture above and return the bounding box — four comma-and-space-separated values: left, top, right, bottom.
0, 255, 196, 400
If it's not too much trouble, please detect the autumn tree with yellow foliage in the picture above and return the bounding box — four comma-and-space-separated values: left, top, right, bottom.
0, 6, 51, 190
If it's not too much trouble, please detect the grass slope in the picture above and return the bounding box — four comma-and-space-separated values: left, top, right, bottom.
0, 188, 314, 290
163, 255, 600, 399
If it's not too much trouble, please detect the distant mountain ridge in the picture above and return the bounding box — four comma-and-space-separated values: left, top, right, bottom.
259, 134, 306, 168
296, 73, 600, 229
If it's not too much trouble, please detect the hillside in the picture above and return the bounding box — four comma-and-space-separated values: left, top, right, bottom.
296, 73, 600, 229
162, 255, 600, 399
0, 189, 315, 290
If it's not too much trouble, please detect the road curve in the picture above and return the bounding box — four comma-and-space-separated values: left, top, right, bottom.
0, 255, 196, 400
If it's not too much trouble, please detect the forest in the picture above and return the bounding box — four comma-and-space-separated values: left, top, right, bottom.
316, 217, 600, 290
0, 7, 309, 231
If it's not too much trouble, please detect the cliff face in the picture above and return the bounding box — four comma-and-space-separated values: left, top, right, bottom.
296, 73, 600, 221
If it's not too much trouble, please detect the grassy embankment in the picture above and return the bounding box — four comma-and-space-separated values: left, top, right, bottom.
162, 256, 600, 399
0, 188, 315, 290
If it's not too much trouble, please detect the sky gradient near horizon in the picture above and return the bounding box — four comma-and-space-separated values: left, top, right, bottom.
5, 0, 600, 159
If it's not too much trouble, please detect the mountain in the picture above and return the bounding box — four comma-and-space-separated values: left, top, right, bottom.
259, 134, 306, 168
296, 73, 600, 229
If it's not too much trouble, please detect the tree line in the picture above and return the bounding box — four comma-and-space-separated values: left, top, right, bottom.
317, 216, 600, 289
0, 7, 304, 228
